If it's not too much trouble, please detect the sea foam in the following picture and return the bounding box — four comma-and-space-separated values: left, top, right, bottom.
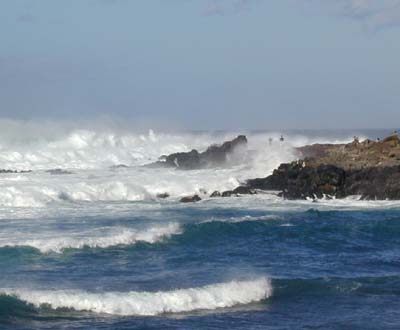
0, 223, 181, 253
2, 277, 272, 316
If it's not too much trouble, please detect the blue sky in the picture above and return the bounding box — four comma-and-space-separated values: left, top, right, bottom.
1, 0, 400, 129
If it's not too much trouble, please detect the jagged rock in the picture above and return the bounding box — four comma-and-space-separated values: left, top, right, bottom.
148, 135, 248, 170
201, 135, 247, 166
156, 193, 170, 199
164, 149, 201, 169
221, 190, 236, 197
210, 191, 221, 197
180, 195, 202, 203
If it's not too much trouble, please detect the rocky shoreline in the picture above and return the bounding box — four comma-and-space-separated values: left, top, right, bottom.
232, 133, 400, 201
171, 133, 400, 202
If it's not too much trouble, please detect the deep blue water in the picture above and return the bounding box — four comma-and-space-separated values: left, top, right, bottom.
1, 206, 400, 329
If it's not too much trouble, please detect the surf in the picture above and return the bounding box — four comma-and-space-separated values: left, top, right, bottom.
1, 277, 272, 316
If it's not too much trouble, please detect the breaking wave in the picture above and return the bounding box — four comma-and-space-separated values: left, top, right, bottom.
0, 223, 181, 253
0, 120, 356, 172
1, 277, 272, 316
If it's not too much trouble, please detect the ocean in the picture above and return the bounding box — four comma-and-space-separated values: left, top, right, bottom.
0, 123, 399, 329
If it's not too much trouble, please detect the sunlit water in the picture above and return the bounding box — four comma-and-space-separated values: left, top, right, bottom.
1, 124, 399, 329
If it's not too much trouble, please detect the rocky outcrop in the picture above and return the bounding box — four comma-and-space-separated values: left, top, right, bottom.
219, 186, 257, 197
180, 195, 202, 203
345, 166, 400, 200
296, 134, 400, 171
149, 135, 248, 170
244, 161, 346, 199
244, 161, 400, 200
156, 193, 170, 199
239, 133, 400, 200
210, 191, 221, 198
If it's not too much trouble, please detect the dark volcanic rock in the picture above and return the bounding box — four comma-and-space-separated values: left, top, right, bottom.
210, 191, 221, 197
202, 135, 247, 166
164, 149, 201, 169
244, 160, 400, 200
232, 186, 257, 195
221, 190, 236, 197
246, 162, 346, 200
345, 166, 400, 200
156, 193, 170, 199
149, 135, 248, 170
180, 195, 202, 203
221, 186, 257, 197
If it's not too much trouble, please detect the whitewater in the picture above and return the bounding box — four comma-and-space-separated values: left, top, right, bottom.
1, 121, 400, 329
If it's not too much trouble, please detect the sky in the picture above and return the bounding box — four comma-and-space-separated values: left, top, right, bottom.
0, 0, 400, 130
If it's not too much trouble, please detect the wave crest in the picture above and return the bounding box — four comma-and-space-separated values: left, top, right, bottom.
2, 277, 272, 316
0, 223, 181, 253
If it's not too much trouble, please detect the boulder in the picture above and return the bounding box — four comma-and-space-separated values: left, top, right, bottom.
180, 195, 202, 203
156, 193, 170, 199
232, 186, 257, 195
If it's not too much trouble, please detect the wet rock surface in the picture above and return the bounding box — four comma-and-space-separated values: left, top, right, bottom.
149, 135, 248, 170
180, 195, 202, 203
